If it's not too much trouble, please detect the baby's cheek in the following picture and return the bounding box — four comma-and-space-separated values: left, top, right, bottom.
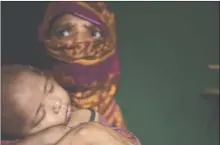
37, 109, 62, 128
27, 122, 46, 135
33, 117, 60, 133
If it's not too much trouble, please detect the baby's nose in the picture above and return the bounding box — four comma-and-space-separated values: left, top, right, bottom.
52, 100, 62, 114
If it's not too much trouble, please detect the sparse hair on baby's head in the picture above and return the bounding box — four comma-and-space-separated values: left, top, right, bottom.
1, 64, 42, 138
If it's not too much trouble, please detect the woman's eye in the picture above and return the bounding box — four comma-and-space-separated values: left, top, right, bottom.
57, 30, 71, 38
91, 30, 102, 39
46, 82, 54, 94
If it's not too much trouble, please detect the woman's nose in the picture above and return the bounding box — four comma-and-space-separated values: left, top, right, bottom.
74, 31, 93, 43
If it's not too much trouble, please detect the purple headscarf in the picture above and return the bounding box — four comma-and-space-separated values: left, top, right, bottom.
38, 2, 120, 85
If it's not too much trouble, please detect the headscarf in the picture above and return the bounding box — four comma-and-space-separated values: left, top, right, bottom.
38, 2, 120, 86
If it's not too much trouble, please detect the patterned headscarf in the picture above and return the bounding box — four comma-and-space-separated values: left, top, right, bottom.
38, 2, 120, 86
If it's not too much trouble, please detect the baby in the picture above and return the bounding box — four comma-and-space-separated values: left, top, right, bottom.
1, 65, 141, 145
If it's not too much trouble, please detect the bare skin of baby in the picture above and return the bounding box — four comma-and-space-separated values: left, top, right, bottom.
1, 65, 140, 145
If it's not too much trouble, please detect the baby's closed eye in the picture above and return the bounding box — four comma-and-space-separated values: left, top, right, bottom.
33, 107, 45, 127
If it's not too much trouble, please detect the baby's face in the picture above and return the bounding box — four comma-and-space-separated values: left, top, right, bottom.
14, 71, 71, 135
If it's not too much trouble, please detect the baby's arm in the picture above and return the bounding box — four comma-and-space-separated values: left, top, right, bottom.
11, 125, 71, 145
67, 108, 99, 128
57, 122, 140, 145
67, 110, 141, 145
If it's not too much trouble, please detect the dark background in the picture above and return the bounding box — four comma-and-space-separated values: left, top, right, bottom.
1, 2, 219, 145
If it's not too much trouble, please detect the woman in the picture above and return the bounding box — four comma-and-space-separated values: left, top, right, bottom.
38, 2, 126, 128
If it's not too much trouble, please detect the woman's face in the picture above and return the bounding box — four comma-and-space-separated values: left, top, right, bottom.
16, 71, 71, 135
45, 14, 115, 64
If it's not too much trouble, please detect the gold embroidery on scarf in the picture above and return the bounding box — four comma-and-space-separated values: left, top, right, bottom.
103, 100, 115, 118
75, 92, 82, 98
108, 111, 115, 124
66, 73, 125, 128
76, 2, 111, 24
114, 106, 123, 126
73, 83, 116, 109
72, 49, 115, 65
69, 74, 117, 111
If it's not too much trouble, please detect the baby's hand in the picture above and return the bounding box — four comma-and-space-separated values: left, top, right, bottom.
67, 109, 99, 128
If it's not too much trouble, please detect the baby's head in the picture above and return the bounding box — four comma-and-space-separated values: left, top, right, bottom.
1, 65, 71, 138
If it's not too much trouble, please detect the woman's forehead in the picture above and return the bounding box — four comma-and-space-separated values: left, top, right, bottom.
51, 14, 94, 28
